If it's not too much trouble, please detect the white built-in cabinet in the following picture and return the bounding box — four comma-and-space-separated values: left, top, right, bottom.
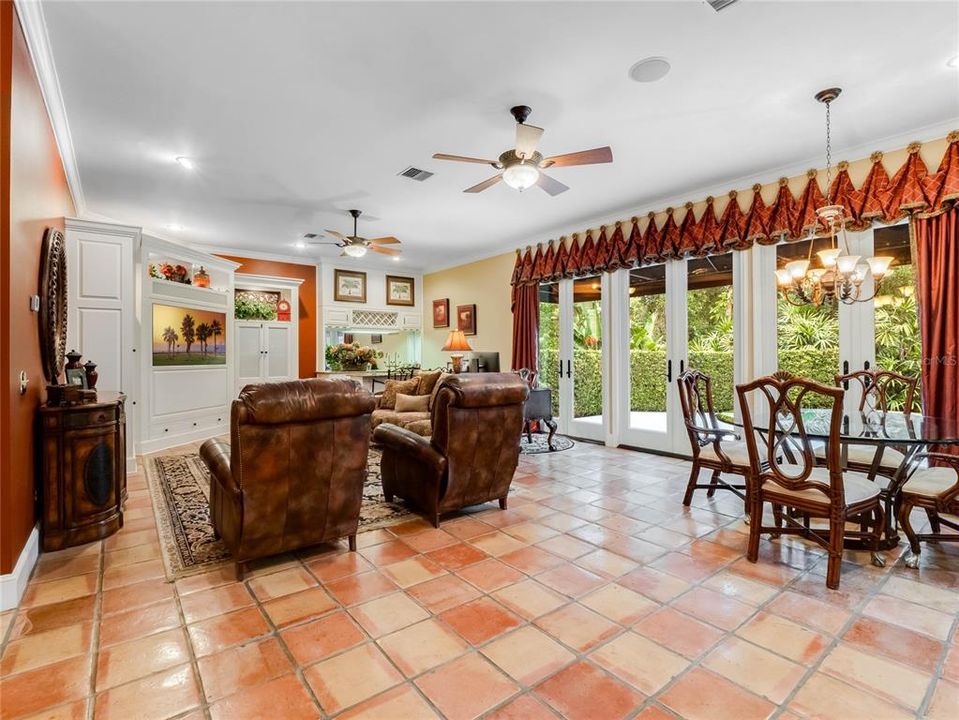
65, 219, 140, 473
139, 236, 239, 453
234, 274, 301, 393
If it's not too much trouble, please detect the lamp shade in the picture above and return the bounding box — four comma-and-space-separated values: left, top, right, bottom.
442, 330, 473, 352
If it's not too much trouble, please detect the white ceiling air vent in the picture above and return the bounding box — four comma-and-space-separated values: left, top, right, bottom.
397, 166, 434, 182
706, 0, 739, 11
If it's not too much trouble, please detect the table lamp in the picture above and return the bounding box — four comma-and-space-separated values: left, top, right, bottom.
442, 330, 472, 373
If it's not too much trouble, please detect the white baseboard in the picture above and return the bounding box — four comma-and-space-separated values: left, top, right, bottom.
127, 457, 138, 474
0, 526, 39, 611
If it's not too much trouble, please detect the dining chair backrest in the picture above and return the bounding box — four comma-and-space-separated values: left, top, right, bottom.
736, 371, 845, 503
835, 368, 919, 414
676, 369, 722, 451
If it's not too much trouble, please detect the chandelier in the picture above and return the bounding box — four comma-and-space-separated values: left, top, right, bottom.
776, 88, 893, 306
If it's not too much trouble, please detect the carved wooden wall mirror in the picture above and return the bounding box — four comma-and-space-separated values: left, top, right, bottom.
39, 227, 68, 383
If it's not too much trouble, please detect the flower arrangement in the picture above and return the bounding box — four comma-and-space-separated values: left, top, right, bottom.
326, 342, 382, 370
150, 263, 191, 284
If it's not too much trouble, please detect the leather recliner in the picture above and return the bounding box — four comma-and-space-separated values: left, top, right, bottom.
200, 377, 375, 579
373, 373, 528, 527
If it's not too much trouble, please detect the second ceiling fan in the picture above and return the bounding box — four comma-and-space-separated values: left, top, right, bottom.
309, 209, 401, 258
433, 105, 613, 196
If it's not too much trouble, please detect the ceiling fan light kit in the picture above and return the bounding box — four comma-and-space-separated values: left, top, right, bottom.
432, 105, 612, 195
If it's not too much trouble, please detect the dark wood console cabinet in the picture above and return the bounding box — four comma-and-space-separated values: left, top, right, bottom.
38, 392, 127, 550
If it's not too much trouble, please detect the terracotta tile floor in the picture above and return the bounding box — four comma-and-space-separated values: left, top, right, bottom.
2, 440, 959, 719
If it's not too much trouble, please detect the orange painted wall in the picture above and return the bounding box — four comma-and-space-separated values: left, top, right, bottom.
1, 4, 76, 573
219, 256, 317, 377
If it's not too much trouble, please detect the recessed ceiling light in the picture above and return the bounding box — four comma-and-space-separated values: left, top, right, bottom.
293, 241, 306, 250
175, 156, 195, 170
948, 55, 959, 68
166, 223, 183, 231
392, 256, 401, 262
628, 57, 671, 83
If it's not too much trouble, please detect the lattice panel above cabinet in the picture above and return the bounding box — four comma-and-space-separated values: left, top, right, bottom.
344, 310, 399, 328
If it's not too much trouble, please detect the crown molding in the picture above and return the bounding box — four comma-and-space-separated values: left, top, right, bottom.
14, 0, 86, 215
421, 118, 959, 274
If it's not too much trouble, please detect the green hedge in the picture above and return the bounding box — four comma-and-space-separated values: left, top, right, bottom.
538, 348, 839, 414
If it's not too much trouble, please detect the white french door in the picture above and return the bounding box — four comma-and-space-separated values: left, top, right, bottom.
554, 275, 608, 442
537, 250, 744, 454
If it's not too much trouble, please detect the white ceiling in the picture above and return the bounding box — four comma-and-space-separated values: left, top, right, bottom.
41, 0, 959, 271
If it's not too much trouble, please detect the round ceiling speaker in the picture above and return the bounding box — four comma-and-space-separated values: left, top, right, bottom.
628, 57, 671, 83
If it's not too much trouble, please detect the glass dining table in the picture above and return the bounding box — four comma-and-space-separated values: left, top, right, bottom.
721, 408, 959, 550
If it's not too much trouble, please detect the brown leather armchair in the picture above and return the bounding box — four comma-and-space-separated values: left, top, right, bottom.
373, 373, 528, 527
200, 377, 375, 579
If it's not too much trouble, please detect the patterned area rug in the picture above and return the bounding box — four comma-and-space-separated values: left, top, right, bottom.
144, 445, 415, 580
520, 433, 574, 454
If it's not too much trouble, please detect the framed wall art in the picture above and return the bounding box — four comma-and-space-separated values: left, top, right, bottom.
152, 304, 227, 366
386, 275, 415, 306
456, 303, 477, 336
334, 269, 367, 303
432, 298, 449, 328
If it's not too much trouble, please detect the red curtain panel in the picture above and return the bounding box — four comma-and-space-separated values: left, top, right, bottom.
511, 282, 539, 373
914, 208, 959, 447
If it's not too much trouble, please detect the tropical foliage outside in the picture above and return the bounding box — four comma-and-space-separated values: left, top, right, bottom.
537, 265, 920, 417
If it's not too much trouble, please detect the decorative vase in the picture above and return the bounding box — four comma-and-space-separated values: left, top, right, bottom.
193, 266, 210, 288
65, 349, 83, 370
83, 360, 99, 389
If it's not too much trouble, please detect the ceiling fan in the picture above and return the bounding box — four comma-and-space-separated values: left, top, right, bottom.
432, 105, 613, 196
305, 209, 400, 258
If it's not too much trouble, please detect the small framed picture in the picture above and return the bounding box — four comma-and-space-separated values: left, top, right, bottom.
65, 368, 88, 388
371, 334, 383, 344
386, 275, 415, 307
432, 298, 449, 328
334, 269, 367, 303
457, 304, 477, 336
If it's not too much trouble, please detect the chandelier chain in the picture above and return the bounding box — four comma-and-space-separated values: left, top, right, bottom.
825, 99, 832, 201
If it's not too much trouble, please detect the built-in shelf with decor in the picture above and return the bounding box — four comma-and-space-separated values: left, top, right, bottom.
139, 235, 240, 453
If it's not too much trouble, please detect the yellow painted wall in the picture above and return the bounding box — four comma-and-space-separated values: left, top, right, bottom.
422, 252, 516, 370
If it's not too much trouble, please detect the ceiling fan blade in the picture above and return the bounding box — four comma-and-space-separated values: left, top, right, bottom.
433, 153, 497, 165
369, 245, 401, 256
541, 146, 613, 168
308, 242, 344, 247
325, 229, 347, 239
536, 172, 570, 196
368, 236, 400, 245
515, 123, 544, 160
464, 174, 503, 193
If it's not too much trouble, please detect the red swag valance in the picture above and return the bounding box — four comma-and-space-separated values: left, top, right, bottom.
511, 133, 959, 286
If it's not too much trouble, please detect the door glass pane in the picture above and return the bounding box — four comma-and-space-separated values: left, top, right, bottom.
687, 253, 734, 412
267, 326, 290, 378
237, 325, 262, 379
537, 282, 560, 416
873, 225, 922, 411
628, 264, 667, 432
572, 276, 603, 422
777, 239, 838, 405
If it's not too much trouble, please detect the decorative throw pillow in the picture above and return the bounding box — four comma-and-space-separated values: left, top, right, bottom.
416, 370, 443, 397
429, 372, 452, 410
394, 393, 430, 413
380, 377, 420, 410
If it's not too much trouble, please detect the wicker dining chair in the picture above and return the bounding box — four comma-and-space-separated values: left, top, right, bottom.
898, 452, 959, 568
677, 369, 750, 508
736, 371, 885, 590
